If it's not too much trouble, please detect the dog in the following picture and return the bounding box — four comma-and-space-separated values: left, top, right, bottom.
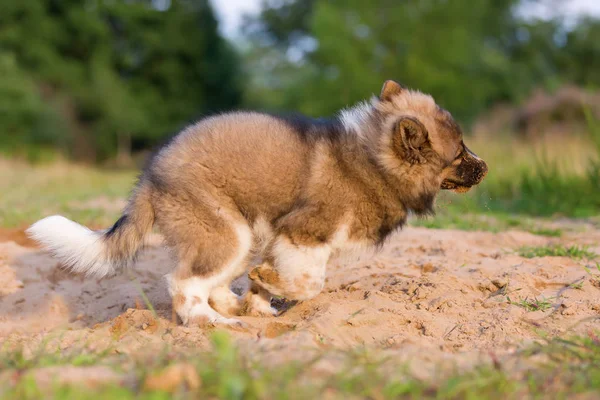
27, 80, 488, 326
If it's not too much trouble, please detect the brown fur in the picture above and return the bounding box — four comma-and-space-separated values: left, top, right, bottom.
117, 85, 484, 276
131, 81, 485, 312
102, 181, 155, 268
172, 294, 186, 310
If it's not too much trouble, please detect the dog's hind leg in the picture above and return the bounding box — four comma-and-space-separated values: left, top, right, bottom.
249, 235, 330, 301
168, 275, 243, 326
209, 285, 244, 316
159, 199, 251, 327
240, 282, 278, 316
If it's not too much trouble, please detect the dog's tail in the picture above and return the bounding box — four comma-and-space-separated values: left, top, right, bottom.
27, 181, 155, 278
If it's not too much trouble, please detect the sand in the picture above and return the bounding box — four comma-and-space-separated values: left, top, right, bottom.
1, 221, 599, 375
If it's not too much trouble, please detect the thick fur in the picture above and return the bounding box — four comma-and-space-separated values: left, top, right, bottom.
28, 80, 488, 324
27, 182, 154, 278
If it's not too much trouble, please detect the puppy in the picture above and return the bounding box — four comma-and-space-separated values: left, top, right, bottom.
28, 80, 488, 326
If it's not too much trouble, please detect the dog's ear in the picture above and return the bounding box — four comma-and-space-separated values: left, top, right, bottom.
380, 80, 404, 102
393, 117, 429, 164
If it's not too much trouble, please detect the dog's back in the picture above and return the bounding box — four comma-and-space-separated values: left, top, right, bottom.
146, 112, 319, 224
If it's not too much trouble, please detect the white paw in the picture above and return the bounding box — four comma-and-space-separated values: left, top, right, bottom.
212, 315, 247, 328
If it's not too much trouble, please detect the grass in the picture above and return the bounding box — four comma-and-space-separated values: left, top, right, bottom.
527, 227, 563, 237
1, 332, 600, 399
410, 125, 600, 228
419, 115, 600, 219
569, 281, 584, 290
412, 207, 564, 236
1, 137, 599, 398
412, 210, 515, 232
518, 245, 597, 260
2, 129, 600, 400
1, 346, 113, 370
507, 296, 555, 312
2, 122, 599, 230
584, 263, 600, 288
0, 158, 136, 228
462, 114, 600, 218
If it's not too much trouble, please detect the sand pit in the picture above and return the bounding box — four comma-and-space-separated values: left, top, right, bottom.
1, 222, 599, 374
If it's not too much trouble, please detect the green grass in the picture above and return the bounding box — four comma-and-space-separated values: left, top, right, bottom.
476, 160, 600, 218
3, 107, 600, 230
518, 245, 597, 260
507, 296, 556, 312
1, 347, 112, 371
569, 282, 584, 290
526, 227, 563, 237
2, 332, 600, 399
584, 263, 600, 287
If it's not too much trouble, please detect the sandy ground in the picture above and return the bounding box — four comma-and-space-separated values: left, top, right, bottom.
1, 220, 599, 376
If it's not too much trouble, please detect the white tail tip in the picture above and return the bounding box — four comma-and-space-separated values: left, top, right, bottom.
27, 215, 115, 278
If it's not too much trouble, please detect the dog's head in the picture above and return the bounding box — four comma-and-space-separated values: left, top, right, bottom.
373, 80, 488, 208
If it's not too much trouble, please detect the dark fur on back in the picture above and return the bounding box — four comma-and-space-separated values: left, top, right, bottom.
272, 113, 345, 144
105, 215, 128, 237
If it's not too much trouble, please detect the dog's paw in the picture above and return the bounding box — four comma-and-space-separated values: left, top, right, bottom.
240, 292, 278, 317
242, 302, 278, 317
187, 314, 248, 330
248, 263, 281, 286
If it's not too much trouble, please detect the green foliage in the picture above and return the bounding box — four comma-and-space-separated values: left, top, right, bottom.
243, 0, 600, 124
245, 0, 516, 119
0, 0, 242, 161
2, 0, 600, 220
0, 52, 68, 161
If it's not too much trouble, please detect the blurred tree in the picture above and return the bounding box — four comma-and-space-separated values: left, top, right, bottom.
0, 52, 68, 158
243, 0, 522, 121
242, 0, 600, 126
2, 0, 599, 159
0, 0, 242, 161
558, 17, 600, 89
500, 16, 600, 102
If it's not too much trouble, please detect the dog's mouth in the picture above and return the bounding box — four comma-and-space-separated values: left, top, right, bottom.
441, 180, 472, 193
